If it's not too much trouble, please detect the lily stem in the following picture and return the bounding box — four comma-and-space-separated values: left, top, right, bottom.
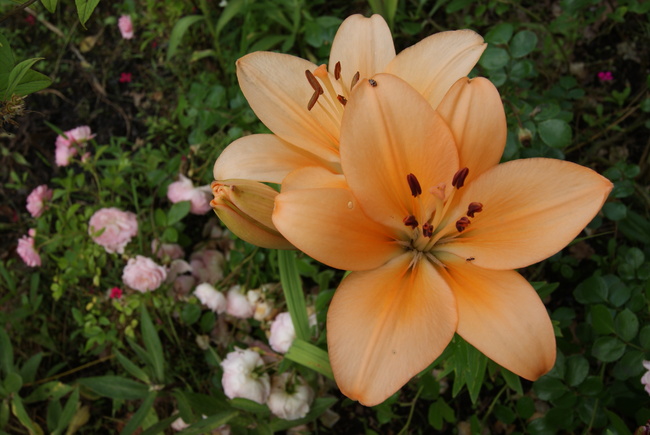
398, 385, 424, 435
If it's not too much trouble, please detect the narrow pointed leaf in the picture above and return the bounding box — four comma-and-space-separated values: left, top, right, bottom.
284, 338, 333, 380
75, 0, 100, 26
52, 387, 79, 435
120, 390, 157, 435
78, 376, 149, 400
140, 306, 165, 383
40, 0, 58, 13
114, 349, 151, 384
4, 58, 43, 99
278, 250, 310, 341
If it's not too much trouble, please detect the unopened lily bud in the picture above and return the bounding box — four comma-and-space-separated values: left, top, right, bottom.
211, 180, 293, 249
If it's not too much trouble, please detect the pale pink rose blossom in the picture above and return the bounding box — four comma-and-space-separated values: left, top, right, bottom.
642, 360, 650, 395
88, 207, 138, 254
26, 185, 53, 218
151, 239, 185, 261
170, 417, 190, 432
55, 126, 95, 149
17, 229, 41, 267
267, 373, 314, 420
118, 15, 134, 39
226, 286, 254, 319
194, 283, 227, 313
167, 174, 212, 215
189, 249, 224, 284
221, 348, 270, 404
122, 255, 167, 292
268, 312, 296, 354
55, 144, 77, 167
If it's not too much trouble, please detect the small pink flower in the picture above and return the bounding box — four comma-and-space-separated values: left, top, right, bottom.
17, 229, 41, 267
598, 71, 613, 82
109, 287, 123, 299
642, 360, 650, 395
88, 207, 138, 254
189, 249, 224, 284
226, 286, 254, 319
24, 15, 35, 26
268, 312, 296, 354
267, 373, 314, 420
119, 72, 132, 83
151, 239, 185, 261
194, 283, 227, 313
221, 348, 270, 403
26, 185, 53, 218
55, 126, 95, 167
167, 174, 212, 215
118, 15, 134, 39
122, 255, 167, 292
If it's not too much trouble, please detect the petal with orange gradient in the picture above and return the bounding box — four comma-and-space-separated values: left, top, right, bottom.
213, 134, 334, 184
385, 30, 486, 109
281, 166, 348, 192
327, 253, 457, 406
439, 256, 556, 380
340, 74, 458, 231
329, 14, 396, 91
237, 52, 342, 163
438, 158, 613, 270
437, 77, 506, 183
273, 186, 399, 271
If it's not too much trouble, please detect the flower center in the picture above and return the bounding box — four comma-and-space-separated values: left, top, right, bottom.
304, 62, 358, 114
400, 169, 483, 263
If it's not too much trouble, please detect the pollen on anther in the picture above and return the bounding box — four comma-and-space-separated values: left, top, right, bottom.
305, 70, 323, 94
337, 95, 348, 106
334, 62, 342, 80
422, 222, 433, 238
307, 91, 320, 111
452, 167, 469, 189
455, 217, 471, 232
406, 173, 422, 197
403, 215, 419, 229
467, 202, 483, 218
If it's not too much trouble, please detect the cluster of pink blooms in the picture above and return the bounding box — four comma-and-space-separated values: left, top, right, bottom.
55, 126, 95, 167
118, 15, 134, 39
167, 174, 213, 215
88, 208, 138, 254
598, 71, 613, 82
17, 229, 41, 267
122, 255, 168, 292
26, 185, 53, 218
220, 348, 314, 420
17, 184, 54, 267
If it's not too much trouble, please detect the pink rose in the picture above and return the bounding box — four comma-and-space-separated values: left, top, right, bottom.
221, 348, 270, 404
194, 283, 227, 313
122, 255, 167, 292
151, 239, 185, 261
118, 15, 134, 39
26, 185, 53, 218
16, 229, 41, 267
642, 360, 650, 395
55, 126, 94, 167
167, 174, 212, 215
267, 373, 314, 420
108, 287, 123, 299
226, 286, 254, 319
268, 312, 296, 354
189, 249, 224, 284
55, 143, 77, 167
88, 207, 138, 254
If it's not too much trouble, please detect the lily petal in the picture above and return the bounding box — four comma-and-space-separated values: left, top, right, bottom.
281, 166, 348, 192
437, 77, 506, 183
440, 158, 613, 270
214, 134, 332, 183
237, 52, 342, 163
329, 14, 396, 91
340, 74, 459, 231
385, 30, 486, 109
440, 256, 556, 380
328, 253, 457, 406
273, 186, 398, 271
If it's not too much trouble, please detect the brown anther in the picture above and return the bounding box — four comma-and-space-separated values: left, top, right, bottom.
351, 71, 360, 89
406, 173, 422, 197
466, 202, 483, 218
403, 215, 419, 229
307, 91, 320, 111
452, 167, 469, 189
334, 61, 341, 80
369, 79, 377, 87
455, 217, 471, 232
422, 222, 433, 238
337, 95, 348, 106
305, 70, 323, 94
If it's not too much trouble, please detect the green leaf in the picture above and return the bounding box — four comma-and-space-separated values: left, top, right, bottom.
284, 338, 333, 380
12, 70, 52, 97
451, 337, 487, 404
612, 350, 644, 380
120, 390, 157, 435
167, 201, 191, 226
78, 376, 149, 400
538, 119, 572, 148
564, 355, 589, 387
19, 352, 43, 384
4, 372, 22, 394
590, 304, 615, 334
533, 376, 568, 401
484, 23, 514, 44
591, 336, 626, 362
11, 395, 42, 435
479, 46, 510, 70
614, 309, 638, 341
52, 387, 79, 435
278, 250, 310, 342
140, 306, 165, 383
510, 30, 538, 58
516, 396, 535, 419
0, 329, 14, 375
229, 398, 270, 416
114, 349, 151, 384
428, 399, 455, 429
573, 275, 608, 304
501, 368, 523, 395
167, 15, 205, 62
624, 247, 644, 269
179, 410, 238, 435
40, 0, 58, 12
3, 58, 43, 99
0, 33, 15, 75
74, 0, 100, 26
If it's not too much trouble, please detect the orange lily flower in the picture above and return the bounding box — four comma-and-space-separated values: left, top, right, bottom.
272, 74, 613, 406
214, 13, 486, 184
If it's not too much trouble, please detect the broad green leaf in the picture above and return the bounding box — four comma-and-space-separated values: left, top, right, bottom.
167, 201, 191, 226
11, 395, 43, 435
12, 70, 52, 97
114, 349, 151, 384
19, 352, 43, 384
0, 329, 13, 375
479, 46, 509, 70
179, 410, 238, 435
538, 119, 572, 148
612, 350, 644, 380
0, 33, 15, 75
75, 0, 100, 26
4, 58, 43, 99
590, 304, 614, 334
167, 15, 205, 62
140, 306, 165, 383
564, 355, 589, 387
229, 398, 270, 416
52, 387, 79, 435
78, 376, 149, 400
428, 399, 455, 430
120, 390, 157, 435
215, 0, 246, 38
278, 250, 310, 341
451, 338, 487, 404
4, 372, 22, 394
40, 0, 58, 13
284, 338, 333, 380
591, 336, 626, 362
573, 275, 608, 304
533, 376, 568, 401
510, 30, 538, 58
615, 309, 639, 341
484, 23, 514, 44
501, 367, 523, 395
602, 202, 627, 221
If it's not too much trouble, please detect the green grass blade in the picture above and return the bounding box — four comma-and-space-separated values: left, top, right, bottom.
284, 338, 333, 380
140, 306, 165, 383
278, 250, 310, 341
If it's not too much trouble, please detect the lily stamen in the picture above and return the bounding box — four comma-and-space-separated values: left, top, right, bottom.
452, 167, 469, 189
455, 217, 471, 232
403, 215, 419, 229
407, 173, 422, 197
334, 61, 342, 80
467, 202, 483, 218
